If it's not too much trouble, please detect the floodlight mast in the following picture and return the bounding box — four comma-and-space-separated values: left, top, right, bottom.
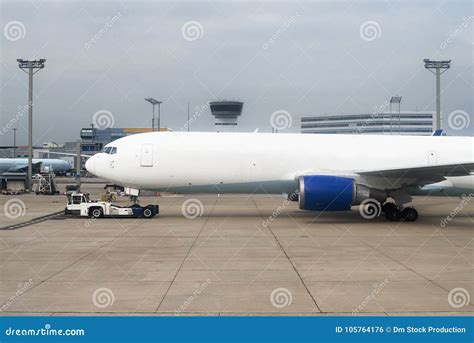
12, 128, 17, 158
390, 96, 402, 134
145, 97, 163, 132
424, 59, 451, 131
17, 59, 46, 192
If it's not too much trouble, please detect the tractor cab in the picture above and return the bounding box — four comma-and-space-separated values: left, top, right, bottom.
65, 193, 92, 215
67, 193, 90, 205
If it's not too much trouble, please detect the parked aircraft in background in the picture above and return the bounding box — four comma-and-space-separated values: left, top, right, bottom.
414, 175, 473, 197
85, 132, 474, 222
0, 158, 72, 175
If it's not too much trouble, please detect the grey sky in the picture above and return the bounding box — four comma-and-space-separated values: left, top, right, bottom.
0, 0, 472, 146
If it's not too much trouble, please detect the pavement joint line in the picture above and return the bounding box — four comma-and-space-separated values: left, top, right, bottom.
16, 223, 145, 314
0, 231, 124, 311
252, 198, 323, 313
4, 309, 473, 315
250, 201, 363, 314
0, 202, 157, 312
1, 194, 472, 315
154, 197, 219, 313
113, 198, 201, 313
42, 213, 160, 287
0, 218, 86, 254
340, 224, 473, 306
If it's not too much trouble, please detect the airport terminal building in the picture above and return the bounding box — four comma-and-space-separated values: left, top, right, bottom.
80, 127, 157, 154
301, 112, 435, 135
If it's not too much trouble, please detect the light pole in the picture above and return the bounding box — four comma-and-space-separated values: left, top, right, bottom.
90, 123, 95, 152
187, 101, 190, 132
13, 128, 17, 158
390, 96, 402, 134
424, 59, 451, 131
17, 58, 46, 192
145, 98, 162, 132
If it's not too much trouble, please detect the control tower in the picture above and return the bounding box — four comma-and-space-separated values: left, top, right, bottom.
209, 100, 243, 132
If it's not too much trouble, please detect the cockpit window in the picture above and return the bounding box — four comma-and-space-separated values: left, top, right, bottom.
101, 147, 116, 154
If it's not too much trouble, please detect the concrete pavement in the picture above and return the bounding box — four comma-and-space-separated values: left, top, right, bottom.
0, 187, 473, 316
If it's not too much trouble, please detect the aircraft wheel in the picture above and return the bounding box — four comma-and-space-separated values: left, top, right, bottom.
401, 207, 418, 222
385, 206, 401, 222
382, 202, 397, 213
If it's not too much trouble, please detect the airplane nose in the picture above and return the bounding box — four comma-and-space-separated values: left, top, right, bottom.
85, 156, 95, 175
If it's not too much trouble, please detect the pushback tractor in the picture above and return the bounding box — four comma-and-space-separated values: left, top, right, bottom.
64, 193, 159, 219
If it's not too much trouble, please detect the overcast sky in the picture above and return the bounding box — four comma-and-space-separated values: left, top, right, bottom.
0, 0, 472, 146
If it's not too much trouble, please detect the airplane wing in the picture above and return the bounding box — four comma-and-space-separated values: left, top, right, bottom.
296, 162, 474, 191
355, 162, 474, 190
356, 162, 474, 179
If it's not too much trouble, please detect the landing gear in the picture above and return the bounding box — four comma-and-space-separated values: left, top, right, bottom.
401, 207, 418, 222
383, 203, 401, 222
381, 202, 418, 222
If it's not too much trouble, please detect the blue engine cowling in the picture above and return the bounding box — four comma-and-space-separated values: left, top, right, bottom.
298, 175, 359, 211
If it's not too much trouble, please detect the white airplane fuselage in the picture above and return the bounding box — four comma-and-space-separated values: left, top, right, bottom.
85, 132, 474, 195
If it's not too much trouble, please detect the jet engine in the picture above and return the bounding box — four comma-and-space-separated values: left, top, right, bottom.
298, 175, 384, 211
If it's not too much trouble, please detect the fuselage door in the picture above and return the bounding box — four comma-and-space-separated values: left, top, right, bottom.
140, 144, 153, 167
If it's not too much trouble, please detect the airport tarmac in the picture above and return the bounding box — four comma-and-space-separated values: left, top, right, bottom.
0, 183, 473, 316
